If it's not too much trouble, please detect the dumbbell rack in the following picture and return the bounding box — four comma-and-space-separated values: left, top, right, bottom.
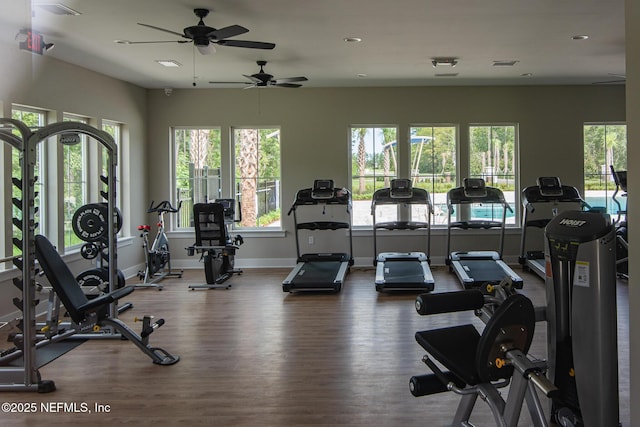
0, 119, 120, 392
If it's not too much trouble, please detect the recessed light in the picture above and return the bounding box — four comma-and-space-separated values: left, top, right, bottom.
155, 60, 182, 67
493, 60, 519, 67
357, 73, 367, 78
343, 37, 362, 43
114, 40, 132, 44
521, 73, 533, 77
572, 35, 589, 40
432, 58, 458, 67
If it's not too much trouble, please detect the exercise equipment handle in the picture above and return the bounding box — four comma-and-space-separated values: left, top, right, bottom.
527, 370, 560, 398
148, 200, 182, 214
141, 318, 165, 338
415, 290, 485, 315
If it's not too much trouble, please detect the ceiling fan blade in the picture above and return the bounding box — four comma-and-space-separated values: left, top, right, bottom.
118, 40, 189, 44
216, 39, 276, 50
243, 74, 262, 84
274, 76, 308, 83
208, 25, 249, 40
137, 23, 187, 39
209, 81, 252, 84
273, 83, 303, 88
592, 80, 626, 85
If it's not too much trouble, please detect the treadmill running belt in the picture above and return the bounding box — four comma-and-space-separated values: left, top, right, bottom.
461, 259, 510, 283
294, 261, 343, 285
383, 260, 426, 284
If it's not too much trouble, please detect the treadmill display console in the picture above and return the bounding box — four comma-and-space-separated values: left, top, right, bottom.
537, 177, 563, 197
312, 179, 335, 199
390, 179, 413, 198
463, 178, 487, 198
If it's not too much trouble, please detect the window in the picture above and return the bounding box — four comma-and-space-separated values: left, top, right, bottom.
409, 126, 457, 225
350, 126, 398, 226
233, 127, 281, 228
174, 128, 222, 229
583, 123, 627, 214
62, 114, 89, 249
469, 124, 518, 225
10, 107, 46, 256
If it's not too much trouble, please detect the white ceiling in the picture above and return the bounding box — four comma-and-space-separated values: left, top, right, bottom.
5, 0, 627, 89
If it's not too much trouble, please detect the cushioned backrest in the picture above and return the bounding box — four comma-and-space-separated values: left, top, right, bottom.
475, 293, 536, 383
193, 203, 226, 246
34, 235, 89, 324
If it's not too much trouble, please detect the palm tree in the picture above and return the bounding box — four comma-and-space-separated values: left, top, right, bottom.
238, 129, 258, 226
356, 128, 367, 194
381, 128, 395, 187
190, 129, 209, 203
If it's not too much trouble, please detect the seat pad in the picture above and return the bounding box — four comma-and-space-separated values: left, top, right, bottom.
415, 324, 481, 385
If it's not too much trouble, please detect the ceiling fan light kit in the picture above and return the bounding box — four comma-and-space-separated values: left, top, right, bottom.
128, 8, 275, 54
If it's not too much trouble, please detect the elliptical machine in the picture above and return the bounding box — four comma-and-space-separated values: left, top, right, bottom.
610, 165, 628, 279
137, 200, 184, 289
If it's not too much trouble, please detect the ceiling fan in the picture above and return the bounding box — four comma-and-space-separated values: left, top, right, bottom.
210, 61, 308, 88
118, 8, 275, 54
593, 73, 626, 85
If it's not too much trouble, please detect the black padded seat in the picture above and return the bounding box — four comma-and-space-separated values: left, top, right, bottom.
416, 324, 480, 385
35, 234, 134, 324
415, 293, 535, 388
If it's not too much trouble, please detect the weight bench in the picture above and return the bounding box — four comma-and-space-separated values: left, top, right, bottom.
410, 290, 558, 427
187, 201, 243, 290
34, 235, 179, 365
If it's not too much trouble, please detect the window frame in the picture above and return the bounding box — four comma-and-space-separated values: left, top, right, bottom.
408, 124, 459, 226
232, 126, 282, 231
468, 123, 520, 227
349, 125, 399, 228
583, 122, 627, 215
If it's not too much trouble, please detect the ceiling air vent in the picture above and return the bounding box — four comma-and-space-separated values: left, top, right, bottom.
493, 60, 519, 67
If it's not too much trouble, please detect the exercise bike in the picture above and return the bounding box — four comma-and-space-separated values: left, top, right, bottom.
610, 165, 628, 279
137, 200, 184, 289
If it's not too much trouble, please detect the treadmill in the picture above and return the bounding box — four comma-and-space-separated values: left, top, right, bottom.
282, 180, 353, 293
519, 177, 588, 279
371, 179, 435, 292
446, 178, 523, 290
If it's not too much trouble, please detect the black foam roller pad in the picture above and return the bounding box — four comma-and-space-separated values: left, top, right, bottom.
415, 290, 484, 315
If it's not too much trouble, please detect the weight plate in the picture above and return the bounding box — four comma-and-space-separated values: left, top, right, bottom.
76, 268, 126, 297
80, 242, 99, 259
72, 203, 123, 242
72, 204, 107, 242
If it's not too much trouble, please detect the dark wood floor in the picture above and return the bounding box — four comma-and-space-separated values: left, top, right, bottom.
0, 266, 630, 426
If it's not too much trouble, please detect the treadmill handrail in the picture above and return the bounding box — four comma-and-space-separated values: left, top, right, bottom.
447, 185, 508, 207
288, 183, 353, 265
288, 187, 351, 215
521, 185, 588, 212
370, 187, 433, 212
446, 181, 509, 259
450, 220, 503, 230
371, 185, 433, 264
374, 220, 430, 231
296, 221, 350, 231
